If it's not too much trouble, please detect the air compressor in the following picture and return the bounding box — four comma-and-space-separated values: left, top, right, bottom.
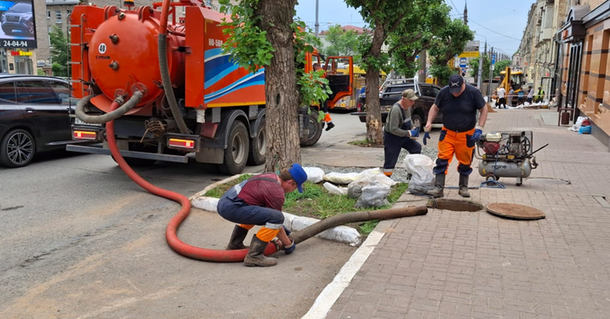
475, 131, 548, 186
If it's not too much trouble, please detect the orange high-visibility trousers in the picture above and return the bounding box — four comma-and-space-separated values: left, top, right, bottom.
432, 127, 476, 176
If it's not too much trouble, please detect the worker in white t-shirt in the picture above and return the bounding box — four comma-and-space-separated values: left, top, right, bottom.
496, 87, 506, 109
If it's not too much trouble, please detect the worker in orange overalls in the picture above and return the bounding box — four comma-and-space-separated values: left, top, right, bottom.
217, 164, 307, 267
313, 63, 335, 131
424, 74, 488, 198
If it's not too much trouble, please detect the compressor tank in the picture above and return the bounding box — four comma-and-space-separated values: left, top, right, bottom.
478, 160, 532, 178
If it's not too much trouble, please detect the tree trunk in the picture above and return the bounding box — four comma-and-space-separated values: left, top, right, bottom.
256, 0, 301, 172
365, 26, 386, 145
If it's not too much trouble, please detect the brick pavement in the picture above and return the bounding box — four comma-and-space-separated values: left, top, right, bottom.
324, 109, 610, 319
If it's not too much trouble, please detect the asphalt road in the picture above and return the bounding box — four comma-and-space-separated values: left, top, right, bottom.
0, 112, 371, 319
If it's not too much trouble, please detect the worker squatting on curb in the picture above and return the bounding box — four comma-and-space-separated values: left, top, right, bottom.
217, 163, 308, 267
424, 74, 488, 198
383, 89, 422, 177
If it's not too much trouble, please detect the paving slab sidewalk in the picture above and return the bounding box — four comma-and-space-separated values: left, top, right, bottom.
315, 109, 610, 319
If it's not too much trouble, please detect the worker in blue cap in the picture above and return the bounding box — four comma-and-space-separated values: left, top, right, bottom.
217, 163, 308, 267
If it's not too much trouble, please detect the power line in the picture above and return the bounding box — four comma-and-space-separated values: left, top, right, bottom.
469, 19, 522, 42
446, 0, 461, 17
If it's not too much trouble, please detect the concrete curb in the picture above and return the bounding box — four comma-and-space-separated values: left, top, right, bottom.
190, 174, 362, 246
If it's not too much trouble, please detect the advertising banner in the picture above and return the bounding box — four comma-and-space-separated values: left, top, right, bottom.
0, 0, 36, 49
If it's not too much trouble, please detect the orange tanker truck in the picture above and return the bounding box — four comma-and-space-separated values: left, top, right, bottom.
67, 0, 353, 174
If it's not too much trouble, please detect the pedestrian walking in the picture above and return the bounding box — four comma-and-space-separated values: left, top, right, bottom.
497, 87, 506, 109
526, 86, 534, 104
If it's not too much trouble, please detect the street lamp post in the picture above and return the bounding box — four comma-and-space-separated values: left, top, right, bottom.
315, 0, 319, 37
475, 34, 487, 94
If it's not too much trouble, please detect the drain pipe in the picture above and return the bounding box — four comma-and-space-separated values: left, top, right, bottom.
158, 0, 189, 134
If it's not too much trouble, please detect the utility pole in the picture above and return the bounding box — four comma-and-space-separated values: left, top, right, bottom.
487, 47, 494, 98
476, 41, 485, 91
315, 0, 319, 37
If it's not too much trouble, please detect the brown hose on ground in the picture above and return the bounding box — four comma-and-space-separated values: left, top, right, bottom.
291, 206, 428, 244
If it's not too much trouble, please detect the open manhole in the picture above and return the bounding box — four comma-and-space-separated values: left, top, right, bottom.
486, 203, 545, 220
427, 198, 484, 212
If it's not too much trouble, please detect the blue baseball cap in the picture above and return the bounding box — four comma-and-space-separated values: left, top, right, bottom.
288, 163, 308, 193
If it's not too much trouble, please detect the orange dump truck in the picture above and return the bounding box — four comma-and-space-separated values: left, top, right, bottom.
67, 1, 353, 174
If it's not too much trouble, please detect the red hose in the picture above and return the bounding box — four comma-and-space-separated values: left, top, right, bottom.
105, 101, 278, 262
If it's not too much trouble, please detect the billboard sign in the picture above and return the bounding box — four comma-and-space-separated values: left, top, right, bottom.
0, 0, 37, 49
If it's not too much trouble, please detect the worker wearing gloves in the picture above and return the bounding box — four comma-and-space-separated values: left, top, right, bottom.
217, 163, 307, 267
424, 74, 488, 198
382, 89, 422, 177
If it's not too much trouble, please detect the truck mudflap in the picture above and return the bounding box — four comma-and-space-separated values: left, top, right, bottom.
66, 144, 189, 163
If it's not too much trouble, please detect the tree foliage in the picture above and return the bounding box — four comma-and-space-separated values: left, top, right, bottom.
344, 0, 417, 145
494, 59, 511, 77
385, 0, 449, 78
219, 0, 329, 171
49, 25, 69, 77
322, 25, 361, 63
427, 18, 474, 85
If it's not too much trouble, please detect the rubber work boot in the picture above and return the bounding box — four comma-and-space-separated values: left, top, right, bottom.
458, 174, 470, 198
325, 122, 335, 131
226, 225, 249, 250
427, 174, 445, 198
244, 235, 277, 267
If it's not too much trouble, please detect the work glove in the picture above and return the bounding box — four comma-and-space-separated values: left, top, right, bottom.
408, 127, 420, 139
423, 132, 430, 145
284, 240, 296, 255
471, 126, 483, 142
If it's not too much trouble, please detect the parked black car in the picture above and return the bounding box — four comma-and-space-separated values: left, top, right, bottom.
351, 79, 443, 128
0, 75, 74, 168
1, 2, 34, 36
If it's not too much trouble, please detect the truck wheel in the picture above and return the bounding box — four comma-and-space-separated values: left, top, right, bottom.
247, 117, 266, 165
300, 110, 323, 147
219, 120, 249, 175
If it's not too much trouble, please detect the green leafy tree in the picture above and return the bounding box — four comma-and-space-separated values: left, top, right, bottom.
219, 0, 327, 171
494, 59, 511, 77
386, 0, 450, 78
345, 0, 417, 145
468, 55, 491, 83
428, 19, 475, 85
322, 25, 361, 63
49, 25, 69, 77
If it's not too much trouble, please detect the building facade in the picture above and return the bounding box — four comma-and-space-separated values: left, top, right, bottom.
555, 0, 610, 147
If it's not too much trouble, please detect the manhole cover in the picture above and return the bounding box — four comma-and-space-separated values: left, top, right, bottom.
486, 203, 545, 220
427, 198, 484, 212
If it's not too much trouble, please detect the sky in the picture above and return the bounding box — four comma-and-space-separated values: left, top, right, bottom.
295, 0, 536, 57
